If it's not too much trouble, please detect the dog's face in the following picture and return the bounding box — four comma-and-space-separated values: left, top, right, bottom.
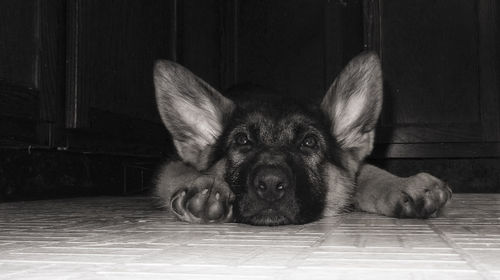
154, 52, 382, 225
219, 97, 341, 225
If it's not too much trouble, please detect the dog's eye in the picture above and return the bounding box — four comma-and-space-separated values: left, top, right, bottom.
235, 133, 250, 145
302, 135, 318, 148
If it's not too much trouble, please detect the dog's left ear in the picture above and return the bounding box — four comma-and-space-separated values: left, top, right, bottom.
154, 60, 235, 170
321, 51, 383, 162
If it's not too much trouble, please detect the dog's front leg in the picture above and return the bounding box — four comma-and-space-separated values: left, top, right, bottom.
354, 164, 452, 218
156, 159, 235, 223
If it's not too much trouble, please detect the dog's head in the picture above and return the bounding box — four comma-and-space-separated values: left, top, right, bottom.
154, 52, 382, 225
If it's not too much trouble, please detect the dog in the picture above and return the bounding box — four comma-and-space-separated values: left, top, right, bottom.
153, 52, 452, 226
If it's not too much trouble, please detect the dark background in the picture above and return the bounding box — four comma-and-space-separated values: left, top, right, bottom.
1, 0, 499, 200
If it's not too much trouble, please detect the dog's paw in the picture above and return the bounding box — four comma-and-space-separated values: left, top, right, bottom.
170, 175, 235, 223
391, 173, 452, 218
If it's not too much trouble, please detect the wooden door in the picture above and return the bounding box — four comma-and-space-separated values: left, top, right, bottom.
0, 0, 65, 147
64, 0, 175, 155
365, 0, 500, 159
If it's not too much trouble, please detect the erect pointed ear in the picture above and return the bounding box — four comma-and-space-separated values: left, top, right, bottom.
154, 60, 235, 170
321, 51, 383, 162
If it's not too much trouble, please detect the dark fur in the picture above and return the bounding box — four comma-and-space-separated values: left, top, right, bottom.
206, 91, 348, 225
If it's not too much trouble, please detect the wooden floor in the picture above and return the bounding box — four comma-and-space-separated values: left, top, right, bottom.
0, 194, 499, 280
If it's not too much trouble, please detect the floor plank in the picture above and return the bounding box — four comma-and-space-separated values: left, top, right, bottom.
0, 194, 498, 279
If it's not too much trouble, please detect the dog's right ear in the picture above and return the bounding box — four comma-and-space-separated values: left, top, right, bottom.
154, 60, 235, 170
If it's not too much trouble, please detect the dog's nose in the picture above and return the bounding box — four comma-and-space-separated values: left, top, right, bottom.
253, 167, 288, 202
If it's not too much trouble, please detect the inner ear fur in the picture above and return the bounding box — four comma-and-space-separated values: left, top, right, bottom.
321, 51, 383, 162
154, 60, 235, 170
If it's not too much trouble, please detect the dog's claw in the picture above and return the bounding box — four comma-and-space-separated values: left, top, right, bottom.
187, 188, 210, 217
171, 191, 185, 216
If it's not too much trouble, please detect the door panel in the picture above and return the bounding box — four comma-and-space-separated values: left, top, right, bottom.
374, 0, 500, 146
0, 0, 38, 88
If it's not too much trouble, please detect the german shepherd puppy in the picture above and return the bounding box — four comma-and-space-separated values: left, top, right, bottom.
153, 52, 452, 226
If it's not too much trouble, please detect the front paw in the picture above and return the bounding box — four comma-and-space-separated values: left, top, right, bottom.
171, 175, 235, 223
391, 173, 452, 218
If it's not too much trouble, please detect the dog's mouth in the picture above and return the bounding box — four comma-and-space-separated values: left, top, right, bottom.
238, 208, 293, 226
